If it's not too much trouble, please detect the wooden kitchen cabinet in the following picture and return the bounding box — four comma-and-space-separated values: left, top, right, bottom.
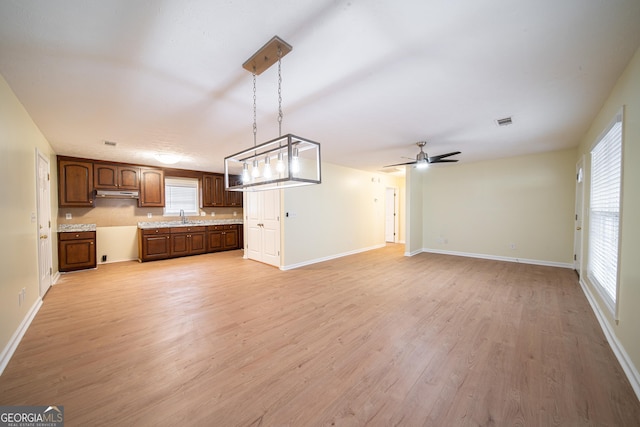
139, 228, 171, 261
224, 177, 243, 207
139, 167, 165, 207
94, 163, 140, 190
207, 224, 239, 252
139, 224, 242, 262
202, 174, 225, 207
58, 231, 96, 272
202, 173, 243, 208
58, 158, 94, 207
170, 226, 207, 257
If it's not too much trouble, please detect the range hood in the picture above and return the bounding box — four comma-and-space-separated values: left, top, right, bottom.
95, 190, 139, 199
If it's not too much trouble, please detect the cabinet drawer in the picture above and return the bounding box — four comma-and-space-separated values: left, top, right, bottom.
59, 231, 96, 241
170, 226, 206, 233
208, 224, 238, 231
141, 228, 171, 235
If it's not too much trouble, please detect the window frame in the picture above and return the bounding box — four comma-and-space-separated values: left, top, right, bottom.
163, 176, 200, 217
587, 107, 624, 318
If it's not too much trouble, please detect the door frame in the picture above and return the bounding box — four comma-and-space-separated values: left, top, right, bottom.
385, 187, 399, 243
573, 156, 585, 275
35, 148, 53, 297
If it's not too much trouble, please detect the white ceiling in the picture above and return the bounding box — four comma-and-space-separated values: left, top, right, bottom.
1, 0, 639, 174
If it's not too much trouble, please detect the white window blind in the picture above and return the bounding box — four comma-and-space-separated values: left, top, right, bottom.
588, 113, 622, 311
164, 177, 199, 216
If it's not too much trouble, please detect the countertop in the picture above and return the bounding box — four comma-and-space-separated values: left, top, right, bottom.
137, 219, 244, 229
58, 223, 97, 232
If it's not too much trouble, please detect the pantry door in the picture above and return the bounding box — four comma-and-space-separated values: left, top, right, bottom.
246, 190, 281, 267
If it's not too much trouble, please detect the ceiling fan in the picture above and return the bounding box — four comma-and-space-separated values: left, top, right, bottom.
384, 141, 461, 169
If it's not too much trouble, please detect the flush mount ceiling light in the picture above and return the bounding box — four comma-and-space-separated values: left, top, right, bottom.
224, 36, 321, 192
154, 153, 181, 164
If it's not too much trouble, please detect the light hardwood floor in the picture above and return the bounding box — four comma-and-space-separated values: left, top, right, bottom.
1, 245, 638, 426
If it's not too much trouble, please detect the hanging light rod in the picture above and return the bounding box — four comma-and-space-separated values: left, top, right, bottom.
242, 36, 293, 75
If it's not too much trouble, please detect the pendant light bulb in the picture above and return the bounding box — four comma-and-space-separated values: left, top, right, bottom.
252, 158, 260, 178
263, 155, 272, 179
276, 151, 285, 173
242, 162, 250, 182
291, 147, 300, 174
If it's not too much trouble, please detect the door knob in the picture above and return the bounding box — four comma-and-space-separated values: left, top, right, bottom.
40, 234, 48, 239
576, 226, 582, 230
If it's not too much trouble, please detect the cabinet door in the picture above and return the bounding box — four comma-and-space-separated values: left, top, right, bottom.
190, 232, 207, 254
141, 234, 171, 260
223, 228, 239, 249
117, 166, 140, 190
170, 233, 189, 256
139, 168, 165, 207
58, 159, 94, 207
203, 174, 225, 207
224, 175, 243, 207
207, 230, 224, 252
94, 163, 118, 189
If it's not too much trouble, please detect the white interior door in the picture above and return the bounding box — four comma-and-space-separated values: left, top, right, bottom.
245, 190, 281, 267
573, 157, 584, 274
36, 149, 52, 297
246, 191, 262, 261
261, 189, 281, 266
385, 188, 397, 242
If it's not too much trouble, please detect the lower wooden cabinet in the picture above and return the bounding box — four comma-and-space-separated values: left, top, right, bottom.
170, 226, 206, 257
138, 224, 241, 262
59, 231, 96, 272
139, 228, 171, 261
207, 224, 239, 252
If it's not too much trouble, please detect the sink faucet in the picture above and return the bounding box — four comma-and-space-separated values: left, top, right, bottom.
180, 209, 187, 224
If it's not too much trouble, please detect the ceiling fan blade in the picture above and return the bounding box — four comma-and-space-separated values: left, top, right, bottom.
428, 151, 461, 162
429, 159, 458, 163
383, 161, 417, 168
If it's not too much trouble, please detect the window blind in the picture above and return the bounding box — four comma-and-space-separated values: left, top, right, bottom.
588, 115, 622, 310
164, 177, 199, 216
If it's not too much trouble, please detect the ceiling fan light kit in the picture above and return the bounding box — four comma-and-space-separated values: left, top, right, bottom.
225, 36, 321, 192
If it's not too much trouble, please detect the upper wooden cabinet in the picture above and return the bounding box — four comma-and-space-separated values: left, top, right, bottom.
139, 167, 165, 207
94, 163, 140, 190
58, 158, 94, 207
202, 173, 243, 208
202, 174, 225, 207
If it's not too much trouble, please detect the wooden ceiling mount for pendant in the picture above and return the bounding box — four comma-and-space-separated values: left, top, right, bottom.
242, 36, 293, 75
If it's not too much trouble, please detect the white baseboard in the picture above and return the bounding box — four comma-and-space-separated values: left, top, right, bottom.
0, 298, 43, 376
52, 271, 60, 285
579, 277, 640, 400
281, 244, 385, 271
404, 248, 423, 257
421, 248, 574, 269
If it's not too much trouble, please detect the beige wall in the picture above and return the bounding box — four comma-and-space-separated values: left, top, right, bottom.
420, 149, 576, 265
0, 75, 58, 358
281, 162, 404, 268
577, 46, 640, 382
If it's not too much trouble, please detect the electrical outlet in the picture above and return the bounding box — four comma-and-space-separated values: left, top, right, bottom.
102, 255, 107, 262
147, 213, 152, 218
65, 213, 72, 220
510, 243, 516, 250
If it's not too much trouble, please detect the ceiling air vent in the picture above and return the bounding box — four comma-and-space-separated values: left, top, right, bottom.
104, 140, 117, 146
495, 117, 513, 127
